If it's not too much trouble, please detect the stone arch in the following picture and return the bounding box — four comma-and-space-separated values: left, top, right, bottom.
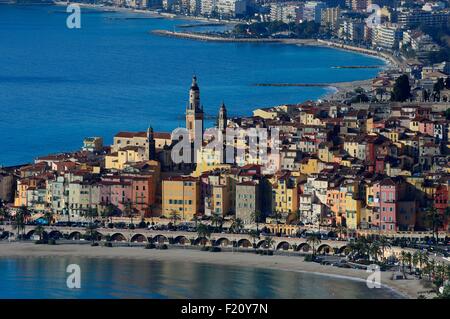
174, 235, 189, 245
48, 230, 63, 240
130, 233, 148, 243
194, 237, 209, 246
237, 238, 252, 248
25, 230, 35, 239
68, 231, 82, 240
317, 244, 332, 254
111, 233, 127, 242
216, 237, 230, 247
296, 242, 311, 252
153, 234, 168, 244
257, 239, 272, 249
276, 241, 290, 251
338, 245, 348, 255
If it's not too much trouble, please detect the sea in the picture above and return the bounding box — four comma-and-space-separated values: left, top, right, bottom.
0, 3, 384, 166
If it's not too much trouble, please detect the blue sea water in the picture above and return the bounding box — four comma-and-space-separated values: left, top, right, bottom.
0, 256, 402, 298
0, 4, 384, 166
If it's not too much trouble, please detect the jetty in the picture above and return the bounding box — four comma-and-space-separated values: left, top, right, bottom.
332, 65, 381, 69
151, 30, 284, 43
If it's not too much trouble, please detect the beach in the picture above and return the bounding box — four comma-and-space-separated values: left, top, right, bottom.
0, 242, 430, 299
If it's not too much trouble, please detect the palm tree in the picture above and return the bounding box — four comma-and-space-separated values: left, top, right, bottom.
124, 200, 134, 225
378, 236, 391, 261
418, 251, 429, 270
230, 218, 244, 234
424, 207, 446, 245
102, 204, 117, 224
249, 229, 260, 250
336, 224, 347, 240
85, 223, 99, 245
13, 206, 29, 239
170, 209, 180, 227
85, 206, 98, 224
369, 241, 382, 262
250, 210, 262, 233
306, 233, 321, 257
263, 236, 275, 250
193, 214, 199, 230
196, 223, 211, 247
211, 213, 223, 233
412, 251, 419, 271
44, 210, 53, 226
0, 204, 10, 222
34, 224, 45, 241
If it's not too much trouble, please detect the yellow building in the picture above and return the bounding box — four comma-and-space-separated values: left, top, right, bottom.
272, 173, 299, 214
162, 176, 201, 221
105, 146, 147, 170
300, 157, 319, 175
318, 143, 335, 163
345, 193, 362, 230
193, 146, 230, 177
211, 185, 231, 216
253, 108, 278, 120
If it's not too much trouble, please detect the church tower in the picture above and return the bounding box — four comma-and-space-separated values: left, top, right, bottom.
147, 126, 156, 160
218, 101, 227, 132
186, 75, 204, 143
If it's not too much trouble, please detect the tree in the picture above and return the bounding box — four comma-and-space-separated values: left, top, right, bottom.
230, 218, 244, 234
44, 211, 53, 226
249, 230, 260, 251
424, 207, 448, 245
13, 206, 29, 239
434, 78, 445, 93
263, 236, 275, 250
391, 74, 411, 102
306, 233, 321, 257
250, 210, 262, 233
123, 200, 134, 226
34, 224, 45, 241
0, 205, 10, 222
102, 204, 118, 223
378, 236, 391, 261
211, 213, 223, 233
85, 207, 98, 224
196, 223, 211, 247
369, 241, 382, 262
85, 223, 99, 245
445, 77, 450, 90
170, 209, 180, 227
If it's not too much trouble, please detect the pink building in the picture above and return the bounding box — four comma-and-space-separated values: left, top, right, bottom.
418, 120, 434, 137
374, 177, 407, 231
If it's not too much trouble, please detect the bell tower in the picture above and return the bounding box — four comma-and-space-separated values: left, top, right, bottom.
186, 75, 204, 143
218, 101, 227, 132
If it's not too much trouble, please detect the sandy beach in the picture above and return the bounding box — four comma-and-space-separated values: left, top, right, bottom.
0, 242, 432, 299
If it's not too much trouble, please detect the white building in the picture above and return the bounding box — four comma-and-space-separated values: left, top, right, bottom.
216, 0, 247, 17
372, 23, 403, 49
270, 2, 303, 23
302, 1, 327, 23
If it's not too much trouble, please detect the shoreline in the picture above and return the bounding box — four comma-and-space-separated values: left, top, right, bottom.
52, 1, 390, 102
0, 242, 431, 299
149, 30, 392, 101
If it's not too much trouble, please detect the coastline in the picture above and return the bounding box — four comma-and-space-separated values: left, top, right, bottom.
52, 1, 391, 102
148, 30, 393, 101
0, 242, 430, 299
